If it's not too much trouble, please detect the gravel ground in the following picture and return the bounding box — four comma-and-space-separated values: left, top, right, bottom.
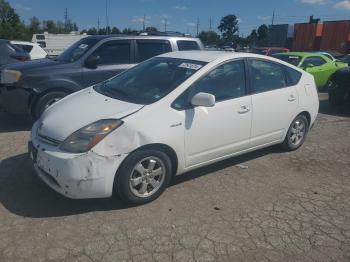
0, 94, 350, 262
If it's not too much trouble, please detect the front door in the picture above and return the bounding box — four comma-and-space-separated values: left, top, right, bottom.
183, 59, 252, 167
82, 40, 135, 86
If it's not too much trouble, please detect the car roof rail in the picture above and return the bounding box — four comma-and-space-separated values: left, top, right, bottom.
139, 31, 191, 37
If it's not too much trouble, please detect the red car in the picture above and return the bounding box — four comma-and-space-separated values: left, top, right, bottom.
252, 47, 290, 56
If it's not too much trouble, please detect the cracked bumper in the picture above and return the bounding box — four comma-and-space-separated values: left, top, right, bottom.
30, 137, 128, 199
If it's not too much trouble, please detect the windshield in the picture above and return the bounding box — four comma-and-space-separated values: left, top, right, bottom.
56, 37, 99, 62
272, 54, 302, 66
94, 57, 207, 105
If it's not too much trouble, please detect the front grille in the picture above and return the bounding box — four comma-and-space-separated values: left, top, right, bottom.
38, 134, 61, 147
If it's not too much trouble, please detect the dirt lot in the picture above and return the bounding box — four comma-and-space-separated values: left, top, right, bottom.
0, 94, 350, 262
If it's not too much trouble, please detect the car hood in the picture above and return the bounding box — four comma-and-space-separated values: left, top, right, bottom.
1, 58, 68, 73
37, 87, 144, 142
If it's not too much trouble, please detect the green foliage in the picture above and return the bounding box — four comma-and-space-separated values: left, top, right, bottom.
145, 26, 158, 33
257, 24, 269, 46
218, 15, 239, 44
198, 30, 220, 46
0, 0, 79, 41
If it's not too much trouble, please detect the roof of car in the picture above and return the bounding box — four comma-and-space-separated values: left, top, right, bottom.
10, 40, 37, 46
84, 34, 200, 41
158, 51, 268, 63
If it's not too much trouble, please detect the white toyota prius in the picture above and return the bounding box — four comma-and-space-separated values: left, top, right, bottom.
29, 51, 319, 204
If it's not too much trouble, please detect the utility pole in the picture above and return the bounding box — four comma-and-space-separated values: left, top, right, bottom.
105, 0, 109, 34
143, 14, 146, 31
64, 8, 68, 30
209, 17, 212, 31
196, 18, 200, 36
271, 10, 275, 25
97, 17, 100, 32
164, 18, 168, 32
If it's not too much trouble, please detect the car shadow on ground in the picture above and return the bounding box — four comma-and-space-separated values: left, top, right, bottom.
0, 112, 33, 132
0, 147, 283, 218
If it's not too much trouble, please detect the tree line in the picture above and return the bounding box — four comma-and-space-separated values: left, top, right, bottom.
199, 14, 269, 48
1, 0, 268, 48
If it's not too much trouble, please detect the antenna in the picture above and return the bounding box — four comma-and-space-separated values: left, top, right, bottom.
271, 10, 275, 25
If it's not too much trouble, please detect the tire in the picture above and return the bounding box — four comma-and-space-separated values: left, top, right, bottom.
329, 90, 344, 107
115, 149, 172, 205
33, 91, 68, 119
281, 114, 309, 151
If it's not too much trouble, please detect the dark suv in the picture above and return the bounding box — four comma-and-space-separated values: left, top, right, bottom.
0, 35, 203, 118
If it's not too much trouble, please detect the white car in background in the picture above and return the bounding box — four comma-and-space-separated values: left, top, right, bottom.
29, 51, 319, 204
10, 41, 47, 60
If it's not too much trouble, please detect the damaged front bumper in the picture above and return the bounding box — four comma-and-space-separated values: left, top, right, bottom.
29, 132, 128, 199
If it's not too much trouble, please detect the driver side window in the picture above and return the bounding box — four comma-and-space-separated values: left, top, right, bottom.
301, 56, 326, 67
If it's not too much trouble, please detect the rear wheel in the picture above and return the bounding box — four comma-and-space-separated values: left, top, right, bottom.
115, 149, 172, 205
281, 114, 309, 151
33, 91, 68, 119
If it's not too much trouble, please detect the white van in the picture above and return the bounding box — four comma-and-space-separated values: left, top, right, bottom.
32, 32, 89, 57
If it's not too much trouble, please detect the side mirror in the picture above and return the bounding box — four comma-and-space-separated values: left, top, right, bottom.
306, 63, 314, 68
85, 55, 101, 69
191, 92, 216, 107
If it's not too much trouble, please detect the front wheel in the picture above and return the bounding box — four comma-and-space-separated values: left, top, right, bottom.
32, 91, 68, 119
281, 115, 309, 151
115, 149, 172, 205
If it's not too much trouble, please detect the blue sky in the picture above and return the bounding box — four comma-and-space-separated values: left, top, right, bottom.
8, 0, 350, 36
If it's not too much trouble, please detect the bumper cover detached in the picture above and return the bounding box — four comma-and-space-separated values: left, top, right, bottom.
0, 84, 31, 115
29, 140, 128, 199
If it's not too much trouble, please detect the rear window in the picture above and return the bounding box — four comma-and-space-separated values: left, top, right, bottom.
14, 44, 33, 53
285, 67, 302, 86
137, 41, 171, 62
7, 43, 25, 53
177, 40, 200, 51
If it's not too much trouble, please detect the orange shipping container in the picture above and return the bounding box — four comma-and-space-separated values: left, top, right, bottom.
293, 23, 323, 52
320, 21, 350, 54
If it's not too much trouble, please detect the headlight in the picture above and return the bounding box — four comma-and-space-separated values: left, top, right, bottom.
1, 70, 22, 84
59, 119, 123, 153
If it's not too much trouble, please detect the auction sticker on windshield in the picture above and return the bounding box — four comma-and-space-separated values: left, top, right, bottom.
178, 63, 203, 70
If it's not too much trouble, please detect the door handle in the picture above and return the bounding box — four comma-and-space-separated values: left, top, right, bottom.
238, 105, 250, 114
288, 95, 296, 102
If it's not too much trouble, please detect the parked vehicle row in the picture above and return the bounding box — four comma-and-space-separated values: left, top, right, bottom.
272, 52, 348, 89
10, 41, 47, 60
0, 35, 203, 118
28, 51, 319, 204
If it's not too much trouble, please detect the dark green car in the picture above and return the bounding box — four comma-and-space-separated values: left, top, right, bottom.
273, 52, 348, 88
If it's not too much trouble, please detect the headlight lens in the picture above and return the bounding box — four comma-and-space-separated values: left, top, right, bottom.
59, 119, 123, 153
1, 70, 22, 84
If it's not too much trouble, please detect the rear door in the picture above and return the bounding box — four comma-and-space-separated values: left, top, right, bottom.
82, 40, 135, 86
248, 59, 299, 147
135, 39, 171, 62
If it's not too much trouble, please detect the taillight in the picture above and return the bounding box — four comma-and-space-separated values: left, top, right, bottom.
10, 55, 30, 61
